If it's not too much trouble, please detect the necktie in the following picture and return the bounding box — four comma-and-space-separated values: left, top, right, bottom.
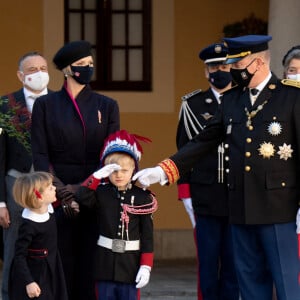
250, 88, 259, 96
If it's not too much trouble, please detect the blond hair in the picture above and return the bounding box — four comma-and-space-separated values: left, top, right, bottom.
13, 171, 53, 209
104, 152, 135, 169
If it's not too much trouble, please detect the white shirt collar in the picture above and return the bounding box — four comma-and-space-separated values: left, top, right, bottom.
211, 88, 222, 104
23, 87, 48, 113
22, 204, 54, 223
252, 72, 272, 95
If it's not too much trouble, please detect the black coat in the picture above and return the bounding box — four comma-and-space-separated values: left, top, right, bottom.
0, 89, 51, 200
76, 184, 154, 284
0, 90, 31, 199
31, 85, 120, 184
171, 74, 300, 224
176, 88, 228, 216
9, 212, 68, 300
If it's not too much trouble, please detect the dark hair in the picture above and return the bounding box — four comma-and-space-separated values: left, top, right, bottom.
282, 45, 300, 67
18, 51, 45, 70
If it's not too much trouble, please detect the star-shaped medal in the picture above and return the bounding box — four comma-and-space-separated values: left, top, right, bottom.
268, 122, 282, 136
258, 142, 275, 159
277, 143, 293, 160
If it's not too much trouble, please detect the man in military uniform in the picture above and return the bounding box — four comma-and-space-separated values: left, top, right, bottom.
133, 35, 300, 300
176, 43, 239, 300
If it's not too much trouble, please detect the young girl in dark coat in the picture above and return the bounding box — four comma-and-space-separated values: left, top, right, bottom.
76, 130, 158, 300
9, 171, 68, 300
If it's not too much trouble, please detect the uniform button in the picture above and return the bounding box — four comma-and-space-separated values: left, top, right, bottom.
245, 152, 251, 157
246, 138, 252, 143
119, 225, 121, 228
225, 169, 230, 173
248, 125, 254, 131
225, 156, 229, 161
245, 165, 251, 172
117, 232, 121, 236
224, 144, 229, 149
281, 182, 286, 187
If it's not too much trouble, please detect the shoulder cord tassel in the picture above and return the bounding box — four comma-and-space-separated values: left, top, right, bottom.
121, 195, 158, 240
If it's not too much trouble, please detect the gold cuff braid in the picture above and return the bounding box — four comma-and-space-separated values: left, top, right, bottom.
158, 159, 179, 184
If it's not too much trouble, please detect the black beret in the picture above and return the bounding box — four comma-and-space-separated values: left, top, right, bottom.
53, 40, 92, 70
199, 43, 228, 64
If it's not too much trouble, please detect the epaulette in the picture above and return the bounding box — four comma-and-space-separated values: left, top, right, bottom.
181, 89, 202, 101
281, 79, 300, 88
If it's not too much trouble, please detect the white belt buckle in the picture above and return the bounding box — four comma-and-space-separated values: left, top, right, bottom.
112, 239, 126, 253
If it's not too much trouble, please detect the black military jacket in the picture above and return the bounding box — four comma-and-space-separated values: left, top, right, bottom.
171, 74, 300, 224
76, 184, 154, 283
176, 88, 228, 216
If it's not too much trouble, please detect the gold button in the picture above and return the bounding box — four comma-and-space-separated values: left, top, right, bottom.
245, 166, 251, 172
245, 152, 251, 157
248, 125, 253, 131
281, 182, 286, 187
246, 138, 252, 143
225, 156, 229, 161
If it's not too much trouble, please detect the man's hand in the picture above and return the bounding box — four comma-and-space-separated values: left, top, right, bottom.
93, 164, 121, 179
132, 166, 167, 187
0, 207, 10, 228
182, 198, 196, 228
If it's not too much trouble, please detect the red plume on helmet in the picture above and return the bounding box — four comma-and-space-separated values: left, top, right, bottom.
99, 130, 151, 169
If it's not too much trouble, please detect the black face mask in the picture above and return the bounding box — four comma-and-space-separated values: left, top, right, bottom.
70, 65, 94, 85
209, 70, 232, 89
230, 59, 257, 87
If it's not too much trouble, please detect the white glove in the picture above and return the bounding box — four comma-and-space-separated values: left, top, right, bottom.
135, 265, 151, 289
296, 208, 300, 234
93, 164, 121, 179
132, 166, 168, 187
182, 198, 196, 228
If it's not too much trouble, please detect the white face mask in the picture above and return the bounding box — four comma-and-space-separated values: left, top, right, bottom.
23, 71, 49, 91
286, 73, 300, 81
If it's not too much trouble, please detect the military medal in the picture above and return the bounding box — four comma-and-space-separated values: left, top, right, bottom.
268, 121, 282, 136
277, 143, 293, 160
245, 100, 268, 129
258, 142, 275, 159
201, 112, 213, 120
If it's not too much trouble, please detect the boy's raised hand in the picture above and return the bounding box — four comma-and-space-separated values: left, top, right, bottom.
93, 164, 121, 179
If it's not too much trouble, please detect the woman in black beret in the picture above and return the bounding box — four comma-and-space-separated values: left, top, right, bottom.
31, 40, 120, 300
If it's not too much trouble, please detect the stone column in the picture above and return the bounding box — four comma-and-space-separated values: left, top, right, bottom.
268, 0, 300, 77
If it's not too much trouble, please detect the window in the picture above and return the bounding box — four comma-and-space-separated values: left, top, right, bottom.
65, 0, 152, 91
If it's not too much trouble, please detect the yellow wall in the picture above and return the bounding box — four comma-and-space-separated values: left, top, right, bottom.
0, 0, 269, 230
